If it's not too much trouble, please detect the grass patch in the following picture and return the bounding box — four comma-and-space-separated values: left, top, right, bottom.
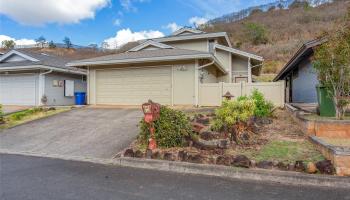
0, 107, 71, 130
237, 140, 324, 163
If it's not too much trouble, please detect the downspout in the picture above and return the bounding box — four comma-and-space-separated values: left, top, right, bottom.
38, 69, 53, 106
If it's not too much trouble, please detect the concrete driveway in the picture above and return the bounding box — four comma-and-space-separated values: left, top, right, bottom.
2, 105, 31, 114
0, 108, 142, 159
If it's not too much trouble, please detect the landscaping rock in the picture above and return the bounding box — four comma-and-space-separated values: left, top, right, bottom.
194, 138, 230, 150
294, 161, 306, 172
199, 131, 217, 140
252, 117, 273, 126
288, 163, 295, 171
216, 155, 231, 166
178, 150, 187, 161
257, 161, 273, 169
232, 155, 251, 168
134, 150, 144, 158
196, 116, 210, 125
276, 162, 289, 171
163, 152, 175, 161
145, 149, 152, 159
250, 160, 257, 168
306, 162, 317, 174
151, 151, 161, 159
191, 122, 206, 133
187, 154, 204, 164
316, 160, 334, 175
123, 149, 134, 157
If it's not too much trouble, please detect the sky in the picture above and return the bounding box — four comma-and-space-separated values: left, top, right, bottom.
0, 0, 277, 48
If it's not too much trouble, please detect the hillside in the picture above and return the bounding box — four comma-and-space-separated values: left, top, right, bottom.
202, 0, 349, 74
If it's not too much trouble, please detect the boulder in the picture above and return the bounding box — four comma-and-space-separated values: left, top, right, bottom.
199, 131, 217, 141
196, 116, 210, 125
194, 138, 230, 150
123, 149, 134, 157
306, 162, 317, 174
294, 161, 305, 172
191, 122, 206, 133
276, 162, 288, 171
216, 155, 231, 166
145, 149, 152, 159
151, 151, 161, 159
232, 155, 251, 168
288, 163, 295, 171
316, 160, 334, 175
134, 150, 144, 158
257, 161, 273, 169
163, 152, 175, 161
187, 154, 204, 164
252, 117, 273, 126
178, 150, 187, 161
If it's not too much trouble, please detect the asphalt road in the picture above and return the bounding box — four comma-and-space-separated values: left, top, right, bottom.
1, 154, 349, 200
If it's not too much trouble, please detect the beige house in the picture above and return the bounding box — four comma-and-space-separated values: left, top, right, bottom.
67, 28, 263, 106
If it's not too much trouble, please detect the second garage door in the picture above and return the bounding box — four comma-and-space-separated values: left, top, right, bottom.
96, 67, 172, 105
0, 74, 37, 106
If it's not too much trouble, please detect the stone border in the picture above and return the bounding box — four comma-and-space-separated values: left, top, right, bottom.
309, 136, 350, 176
1, 149, 349, 189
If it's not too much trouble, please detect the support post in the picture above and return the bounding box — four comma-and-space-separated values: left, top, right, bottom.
195, 59, 199, 107
248, 57, 252, 83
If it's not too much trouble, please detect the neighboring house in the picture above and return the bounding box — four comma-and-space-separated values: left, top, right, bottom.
67, 28, 263, 106
273, 38, 326, 103
0, 49, 87, 106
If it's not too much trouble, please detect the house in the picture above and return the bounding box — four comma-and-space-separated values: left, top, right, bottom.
0, 49, 87, 106
66, 28, 263, 106
273, 38, 326, 104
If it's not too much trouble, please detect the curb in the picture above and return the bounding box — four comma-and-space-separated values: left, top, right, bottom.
1, 149, 349, 189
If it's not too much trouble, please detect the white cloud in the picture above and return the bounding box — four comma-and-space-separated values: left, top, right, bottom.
0, 0, 110, 25
0, 35, 36, 47
103, 28, 164, 49
119, 0, 149, 12
114, 19, 122, 26
189, 16, 208, 27
165, 23, 182, 32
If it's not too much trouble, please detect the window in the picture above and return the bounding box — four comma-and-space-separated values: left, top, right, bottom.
208, 39, 215, 53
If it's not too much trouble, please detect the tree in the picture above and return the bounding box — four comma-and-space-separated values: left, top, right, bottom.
289, 0, 309, 9
63, 37, 72, 49
244, 22, 269, 45
35, 36, 46, 48
1, 40, 16, 49
48, 40, 56, 48
313, 26, 350, 119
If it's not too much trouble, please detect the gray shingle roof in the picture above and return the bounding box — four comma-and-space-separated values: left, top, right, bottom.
67, 48, 211, 66
0, 49, 83, 72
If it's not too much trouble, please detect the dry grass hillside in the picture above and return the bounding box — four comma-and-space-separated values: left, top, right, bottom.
203, 0, 349, 75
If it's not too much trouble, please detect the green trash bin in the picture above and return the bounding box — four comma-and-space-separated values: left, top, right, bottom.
316, 85, 336, 117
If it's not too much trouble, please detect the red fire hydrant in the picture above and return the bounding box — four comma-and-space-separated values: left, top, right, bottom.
142, 100, 160, 150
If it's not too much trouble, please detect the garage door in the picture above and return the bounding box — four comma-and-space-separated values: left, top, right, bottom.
96, 67, 172, 105
0, 75, 37, 105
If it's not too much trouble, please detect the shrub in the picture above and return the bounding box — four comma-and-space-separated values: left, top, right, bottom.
138, 106, 192, 148
237, 90, 274, 118
244, 22, 269, 45
250, 89, 274, 117
212, 99, 255, 131
0, 104, 4, 124
10, 107, 44, 121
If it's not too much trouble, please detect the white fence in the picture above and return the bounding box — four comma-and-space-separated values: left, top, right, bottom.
199, 81, 285, 107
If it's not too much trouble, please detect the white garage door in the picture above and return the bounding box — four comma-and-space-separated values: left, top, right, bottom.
0, 74, 37, 106
96, 67, 172, 105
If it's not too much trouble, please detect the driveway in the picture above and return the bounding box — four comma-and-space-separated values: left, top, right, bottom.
0, 108, 142, 159
2, 105, 31, 114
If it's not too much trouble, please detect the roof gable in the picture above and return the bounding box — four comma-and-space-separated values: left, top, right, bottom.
172, 28, 205, 36
128, 40, 175, 52
0, 50, 39, 63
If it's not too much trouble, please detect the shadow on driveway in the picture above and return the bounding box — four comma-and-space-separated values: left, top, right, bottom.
0, 108, 142, 159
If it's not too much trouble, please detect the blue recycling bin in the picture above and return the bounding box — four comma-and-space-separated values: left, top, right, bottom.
75, 92, 86, 105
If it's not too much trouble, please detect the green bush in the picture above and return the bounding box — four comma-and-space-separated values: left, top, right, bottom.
244, 22, 269, 45
0, 104, 4, 123
138, 106, 192, 148
212, 99, 255, 131
237, 90, 274, 118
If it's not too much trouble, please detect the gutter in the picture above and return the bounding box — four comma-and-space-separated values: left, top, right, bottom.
0, 65, 87, 75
